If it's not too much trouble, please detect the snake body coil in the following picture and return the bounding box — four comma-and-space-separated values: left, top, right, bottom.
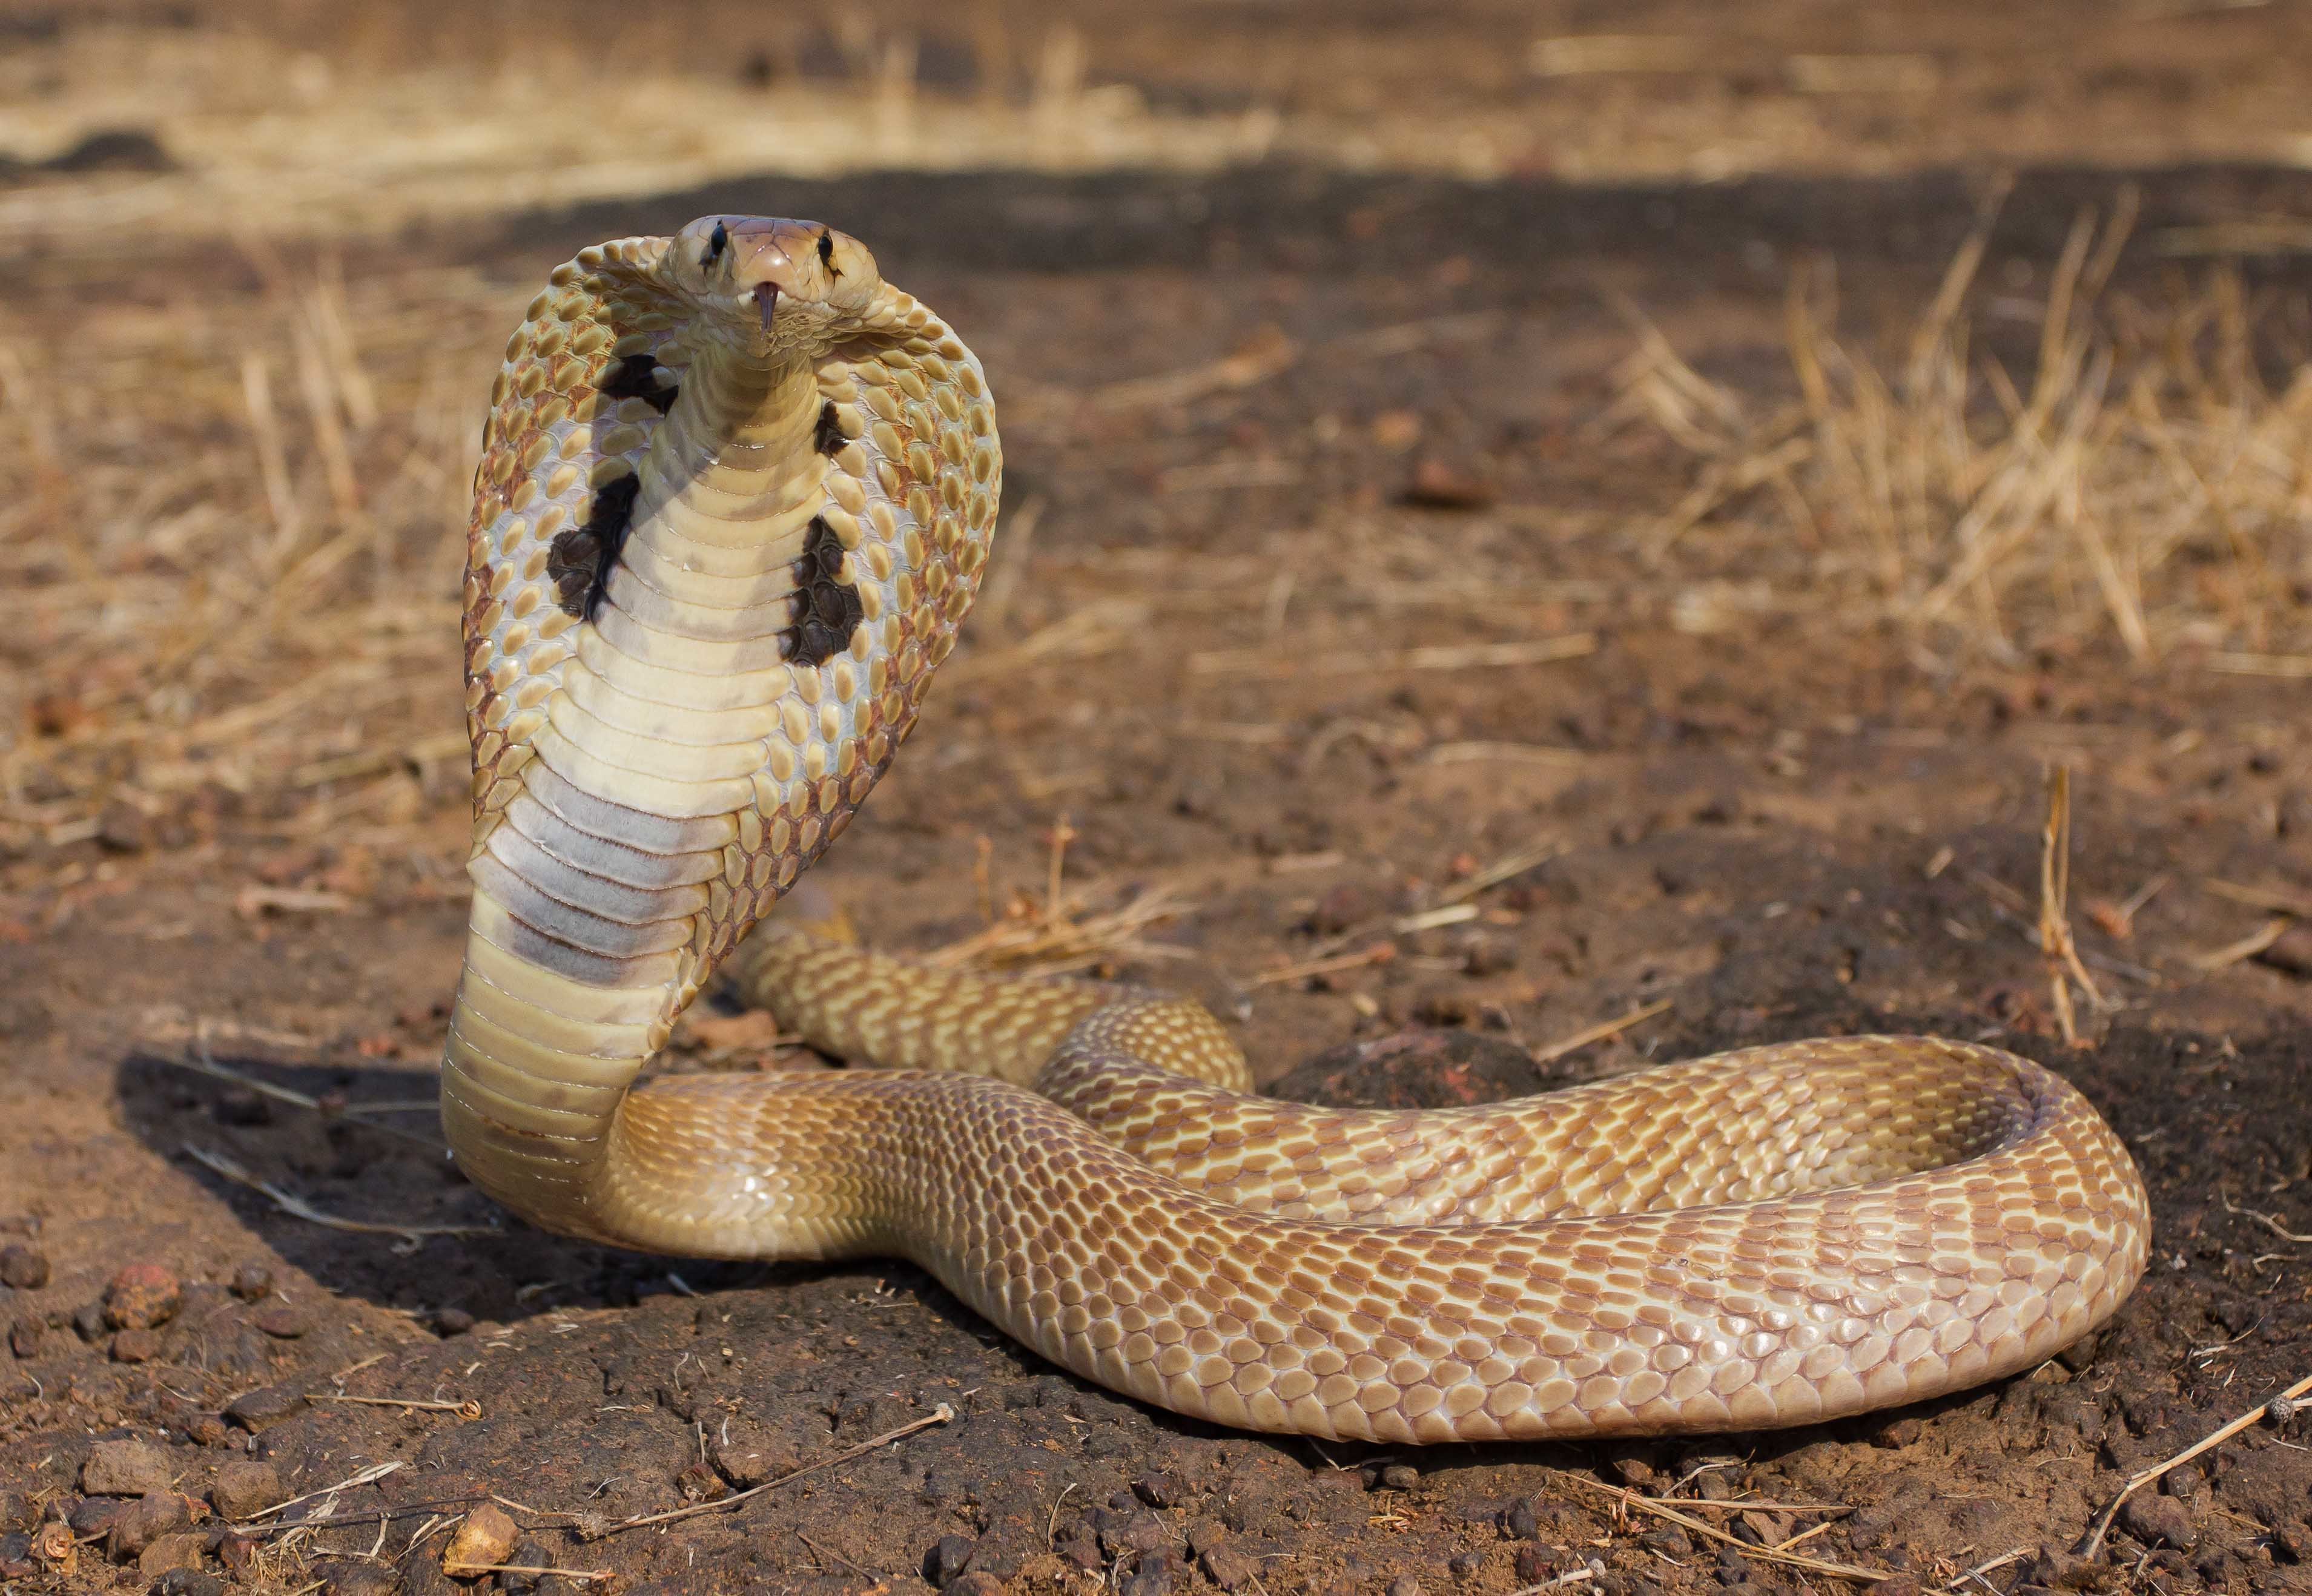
443, 216, 2150, 1443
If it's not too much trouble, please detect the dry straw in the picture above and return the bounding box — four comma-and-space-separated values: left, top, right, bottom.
1606, 180, 2312, 665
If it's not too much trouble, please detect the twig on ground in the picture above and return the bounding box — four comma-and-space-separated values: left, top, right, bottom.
233, 1462, 405, 1529
2075, 1371, 2312, 1557
442, 1565, 611, 1583
305, 1393, 482, 1420
1554, 1472, 1886, 1582
581, 1404, 955, 1538
2187, 918, 2291, 972
1529, 999, 1674, 1066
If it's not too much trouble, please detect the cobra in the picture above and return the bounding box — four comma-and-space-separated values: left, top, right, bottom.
444, 214, 2150, 1443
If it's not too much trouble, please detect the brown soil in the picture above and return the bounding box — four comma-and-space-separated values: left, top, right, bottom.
4, 6, 2312, 1595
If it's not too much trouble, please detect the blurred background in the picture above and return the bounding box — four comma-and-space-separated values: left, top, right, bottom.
4, 9, 2312, 1588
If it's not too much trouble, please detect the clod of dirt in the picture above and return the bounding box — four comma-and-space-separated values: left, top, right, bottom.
1271, 1027, 1551, 1108
441, 1502, 518, 1574
102, 1262, 181, 1330
2118, 1493, 2197, 1549
0, 1244, 48, 1290
152, 1568, 223, 1596
223, 1384, 302, 1433
251, 1304, 309, 1339
110, 1327, 161, 1362
228, 1264, 273, 1302
1399, 453, 1497, 510
925, 1532, 977, 1586
134, 1531, 205, 1579
500, 1535, 558, 1594
81, 1437, 176, 1497
708, 1416, 799, 1488
7, 1316, 39, 1357
208, 1459, 280, 1520
107, 1491, 193, 1561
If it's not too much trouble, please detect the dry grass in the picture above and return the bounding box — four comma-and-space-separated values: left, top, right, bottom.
1609, 183, 2312, 664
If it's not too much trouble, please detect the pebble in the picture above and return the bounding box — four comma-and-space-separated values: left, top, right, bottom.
441, 1502, 518, 1574
7, 1316, 39, 1358
251, 1304, 309, 1339
0, 1244, 50, 1290
81, 1437, 176, 1497
1448, 1550, 1485, 1578
96, 801, 150, 853
228, 1265, 274, 1302
1715, 1546, 1754, 1585
433, 1307, 475, 1336
107, 1491, 191, 1561
499, 1535, 558, 1594
1869, 1417, 1923, 1449
2119, 1493, 2196, 1550
104, 1263, 182, 1330
134, 1530, 205, 1578
709, 1417, 798, 1488
946, 1575, 1005, 1596
1132, 1471, 1186, 1509
925, 1534, 977, 1586
1501, 1499, 1539, 1539
184, 1414, 227, 1448
1378, 1463, 1418, 1491
111, 1328, 162, 1362
223, 1385, 302, 1433
1513, 1544, 1556, 1582
209, 1459, 281, 1521
216, 1531, 259, 1575
1200, 1542, 1258, 1591
1387, 1577, 1424, 1596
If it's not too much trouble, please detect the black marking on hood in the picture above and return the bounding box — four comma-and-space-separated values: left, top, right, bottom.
781, 515, 865, 666
547, 473, 641, 621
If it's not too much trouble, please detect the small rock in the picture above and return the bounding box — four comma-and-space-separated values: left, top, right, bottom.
111, 1327, 162, 1362
104, 1264, 182, 1330
1869, 1417, 1923, 1449
1120, 1547, 1186, 1596
73, 1301, 109, 1342
1388, 1577, 1424, 1596
1448, 1550, 1485, 1578
153, 1566, 223, 1596
1400, 453, 1496, 510
216, 1531, 259, 1575
8, 1315, 39, 1358
184, 1415, 228, 1448
223, 1386, 302, 1433
925, 1534, 977, 1587
72, 1498, 125, 1536
1201, 1542, 1259, 1591
228, 1265, 274, 1302
1133, 1470, 1186, 1509
948, 1575, 1005, 1596
108, 1491, 193, 1561
1502, 1499, 1539, 1539
1379, 1463, 1418, 1491
82, 1438, 176, 1497
208, 1459, 280, 1521
1094, 1508, 1171, 1560
1639, 1528, 1692, 1557
1514, 1545, 1556, 1582
2119, 1493, 2196, 1550
498, 1536, 557, 1594
251, 1304, 309, 1339
433, 1307, 475, 1336
441, 1502, 518, 1574
0, 1244, 50, 1290
2159, 1465, 2201, 1500
96, 801, 150, 852
2027, 1545, 2101, 1590
1307, 883, 1376, 935
2272, 1523, 2307, 1563
135, 1530, 205, 1578
1716, 1546, 1754, 1585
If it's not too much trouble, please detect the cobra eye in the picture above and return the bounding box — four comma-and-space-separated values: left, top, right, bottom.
701, 220, 729, 269
817, 228, 837, 277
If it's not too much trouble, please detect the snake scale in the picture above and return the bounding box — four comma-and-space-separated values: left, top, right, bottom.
443, 215, 2150, 1443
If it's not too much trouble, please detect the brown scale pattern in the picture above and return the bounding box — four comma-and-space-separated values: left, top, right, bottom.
446, 219, 2151, 1442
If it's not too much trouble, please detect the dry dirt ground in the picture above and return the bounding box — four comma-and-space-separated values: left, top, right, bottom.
4, 5, 2312, 1596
